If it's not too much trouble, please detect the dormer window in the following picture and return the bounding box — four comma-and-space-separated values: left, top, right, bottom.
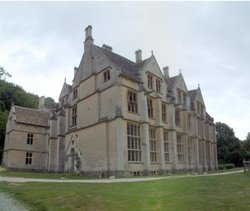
148, 74, 153, 89
73, 89, 78, 99
156, 79, 161, 93
103, 69, 110, 82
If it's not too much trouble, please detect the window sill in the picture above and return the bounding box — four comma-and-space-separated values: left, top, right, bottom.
128, 161, 143, 164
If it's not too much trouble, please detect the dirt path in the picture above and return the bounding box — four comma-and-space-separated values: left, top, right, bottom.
0, 170, 243, 184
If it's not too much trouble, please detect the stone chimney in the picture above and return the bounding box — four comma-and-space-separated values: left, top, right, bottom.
74, 67, 78, 77
84, 25, 94, 51
102, 44, 113, 51
135, 49, 142, 63
39, 96, 45, 109
163, 66, 169, 78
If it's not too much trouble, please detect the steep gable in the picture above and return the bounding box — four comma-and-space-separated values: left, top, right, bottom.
59, 81, 71, 99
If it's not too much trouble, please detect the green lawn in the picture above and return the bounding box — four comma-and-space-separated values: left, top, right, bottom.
0, 172, 250, 211
0, 169, 96, 179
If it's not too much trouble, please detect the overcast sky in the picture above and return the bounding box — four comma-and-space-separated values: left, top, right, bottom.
0, 1, 249, 140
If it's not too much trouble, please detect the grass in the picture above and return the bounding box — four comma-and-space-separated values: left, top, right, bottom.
0, 172, 250, 210
0, 169, 97, 179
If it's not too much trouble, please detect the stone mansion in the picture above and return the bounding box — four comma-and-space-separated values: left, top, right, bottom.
2, 25, 218, 176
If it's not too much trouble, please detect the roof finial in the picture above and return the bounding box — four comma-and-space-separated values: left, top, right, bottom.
64, 77, 66, 83
151, 50, 154, 56
198, 83, 200, 89
179, 69, 182, 75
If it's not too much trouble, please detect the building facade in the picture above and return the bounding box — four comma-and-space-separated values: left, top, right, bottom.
2, 25, 218, 176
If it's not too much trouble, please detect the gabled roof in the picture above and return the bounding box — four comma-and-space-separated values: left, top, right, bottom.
59, 82, 71, 99
188, 89, 198, 103
14, 106, 50, 127
95, 46, 148, 82
165, 75, 179, 91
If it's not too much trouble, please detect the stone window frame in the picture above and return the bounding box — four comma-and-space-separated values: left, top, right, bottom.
73, 89, 78, 100
163, 130, 170, 162
161, 102, 167, 123
147, 97, 154, 119
103, 69, 111, 82
175, 109, 181, 127
127, 122, 142, 162
149, 127, 157, 163
25, 152, 32, 165
127, 90, 138, 114
156, 78, 161, 93
27, 133, 33, 145
147, 74, 153, 90
177, 134, 184, 162
71, 106, 77, 127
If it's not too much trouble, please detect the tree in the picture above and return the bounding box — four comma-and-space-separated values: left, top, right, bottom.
216, 122, 245, 166
0, 67, 12, 80
242, 132, 250, 160
45, 97, 55, 108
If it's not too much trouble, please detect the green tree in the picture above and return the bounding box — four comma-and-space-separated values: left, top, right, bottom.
242, 132, 250, 160
0, 67, 12, 80
216, 122, 245, 166
45, 97, 55, 108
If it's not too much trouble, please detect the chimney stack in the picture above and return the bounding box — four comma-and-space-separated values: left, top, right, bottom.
102, 44, 113, 51
85, 25, 93, 40
74, 67, 78, 77
84, 25, 94, 51
39, 96, 45, 109
135, 49, 142, 63
163, 66, 169, 78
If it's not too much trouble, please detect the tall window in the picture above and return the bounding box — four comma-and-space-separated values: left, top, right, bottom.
25, 152, 32, 165
183, 93, 187, 106
127, 91, 138, 113
178, 90, 182, 104
148, 74, 153, 89
162, 102, 167, 122
103, 69, 110, 82
127, 122, 141, 162
149, 127, 157, 163
72, 106, 77, 126
27, 133, 33, 145
175, 109, 181, 127
147, 98, 153, 118
163, 130, 170, 162
177, 134, 184, 161
188, 114, 191, 131
156, 79, 161, 93
188, 137, 193, 163
73, 89, 78, 99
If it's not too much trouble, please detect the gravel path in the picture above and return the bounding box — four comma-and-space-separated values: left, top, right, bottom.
0, 192, 28, 211
0, 169, 243, 184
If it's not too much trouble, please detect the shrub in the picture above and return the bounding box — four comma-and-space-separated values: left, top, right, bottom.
218, 163, 235, 170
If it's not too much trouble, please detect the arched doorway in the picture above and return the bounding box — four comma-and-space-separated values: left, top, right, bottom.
69, 148, 75, 173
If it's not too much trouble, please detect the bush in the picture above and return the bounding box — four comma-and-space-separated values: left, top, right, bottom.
218, 163, 235, 170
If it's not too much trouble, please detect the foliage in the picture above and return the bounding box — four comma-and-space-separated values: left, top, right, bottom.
218, 163, 235, 170
0, 67, 11, 80
0, 173, 250, 210
0, 79, 55, 162
216, 122, 246, 166
242, 132, 250, 160
45, 97, 55, 108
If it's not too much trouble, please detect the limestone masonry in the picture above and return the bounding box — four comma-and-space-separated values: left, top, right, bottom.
2, 25, 218, 176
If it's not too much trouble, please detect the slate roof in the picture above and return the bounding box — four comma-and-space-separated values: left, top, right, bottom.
59, 82, 72, 99
206, 112, 214, 123
188, 89, 198, 102
96, 46, 148, 82
165, 75, 179, 91
14, 106, 50, 127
